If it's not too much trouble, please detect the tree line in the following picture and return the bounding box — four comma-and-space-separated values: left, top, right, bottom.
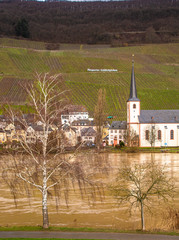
0, 0, 178, 45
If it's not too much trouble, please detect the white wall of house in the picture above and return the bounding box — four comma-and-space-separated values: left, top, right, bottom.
63, 129, 78, 146
61, 112, 89, 125
81, 136, 95, 143
109, 129, 126, 145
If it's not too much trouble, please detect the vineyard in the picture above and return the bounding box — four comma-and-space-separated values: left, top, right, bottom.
0, 39, 178, 119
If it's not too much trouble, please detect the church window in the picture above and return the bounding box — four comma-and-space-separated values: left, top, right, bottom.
133, 104, 136, 109
158, 130, 161, 140
170, 130, 174, 140
145, 130, 149, 140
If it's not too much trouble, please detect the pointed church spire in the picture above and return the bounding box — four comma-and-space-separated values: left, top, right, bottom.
127, 59, 140, 102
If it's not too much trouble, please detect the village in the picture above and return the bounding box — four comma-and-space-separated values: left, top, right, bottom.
0, 63, 178, 149
0, 104, 127, 149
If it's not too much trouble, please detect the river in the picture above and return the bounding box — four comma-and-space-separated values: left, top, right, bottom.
0, 153, 179, 230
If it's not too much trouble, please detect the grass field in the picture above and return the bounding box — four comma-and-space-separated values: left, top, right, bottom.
0, 38, 178, 119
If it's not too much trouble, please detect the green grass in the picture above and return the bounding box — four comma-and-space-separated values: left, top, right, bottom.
0, 39, 179, 119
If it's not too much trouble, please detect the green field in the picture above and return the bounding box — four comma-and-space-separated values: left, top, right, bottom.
0, 38, 178, 119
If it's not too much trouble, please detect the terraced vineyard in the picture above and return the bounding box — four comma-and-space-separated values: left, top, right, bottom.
0, 39, 178, 119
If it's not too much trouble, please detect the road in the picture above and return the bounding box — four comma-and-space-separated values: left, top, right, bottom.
0, 231, 179, 240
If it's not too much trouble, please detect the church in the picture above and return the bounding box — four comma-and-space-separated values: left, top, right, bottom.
127, 61, 179, 147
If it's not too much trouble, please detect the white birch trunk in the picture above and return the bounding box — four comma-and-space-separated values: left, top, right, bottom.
42, 167, 49, 229
141, 200, 145, 231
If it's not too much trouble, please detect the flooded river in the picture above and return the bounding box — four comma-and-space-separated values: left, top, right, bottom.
0, 153, 179, 230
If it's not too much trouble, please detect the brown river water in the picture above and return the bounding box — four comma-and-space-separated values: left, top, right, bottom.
0, 153, 179, 230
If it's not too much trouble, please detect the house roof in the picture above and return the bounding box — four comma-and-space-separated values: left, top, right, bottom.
62, 124, 77, 133
15, 125, 23, 130
81, 127, 96, 136
72, 119, 94, 126
0, 128, 4, 133
109, 121, 127, 130
127, 61, 140, 102
62, 105, 88, 114
30, 124, 53, 132
139, 110, 179, 123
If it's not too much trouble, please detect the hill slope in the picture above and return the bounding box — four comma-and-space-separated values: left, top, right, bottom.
0, 39, 178, 119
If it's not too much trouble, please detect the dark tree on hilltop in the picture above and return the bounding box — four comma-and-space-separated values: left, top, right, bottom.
15, 18, 30, 38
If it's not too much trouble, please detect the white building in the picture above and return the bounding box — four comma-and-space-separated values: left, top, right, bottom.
61, 105, 89, 125
108, 121, 127, 146
127, 61, 179, 147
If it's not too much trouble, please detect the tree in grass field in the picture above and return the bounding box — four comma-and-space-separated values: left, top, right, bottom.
110, 161, 174, 231
2, 73, 105, 229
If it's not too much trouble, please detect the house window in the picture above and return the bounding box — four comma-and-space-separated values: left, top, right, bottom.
158, 130, 161, 140
115, 130, 117, 133
133, 104, 136, 109
111, 130, 113, 133
145, 130, 149, 140
170, 130, 174, 140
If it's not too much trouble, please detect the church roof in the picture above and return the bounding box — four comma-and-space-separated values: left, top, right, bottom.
127, 61, 140, 102
139, 110, 179, 123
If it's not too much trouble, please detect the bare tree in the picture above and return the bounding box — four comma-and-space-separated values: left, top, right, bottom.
124, 128, 139, 147
145, 124, 161, 148
2, 73, 104, 229
94, 88, 107, 151
110, 161, 174, 231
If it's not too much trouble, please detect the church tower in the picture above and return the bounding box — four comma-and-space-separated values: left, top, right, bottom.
127, 60, 140, 135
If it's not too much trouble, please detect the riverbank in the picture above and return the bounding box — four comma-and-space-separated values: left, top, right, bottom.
0, 145, 179, 155
104, 146, 179, 154
0, 226, 179, 236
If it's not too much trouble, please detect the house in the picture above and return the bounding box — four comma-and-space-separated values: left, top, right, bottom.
62, 124, 78, 147
127, 61, 179, 147
109, 121, 127, 146
0, 128, 7, 143
11, 125, 26, 142
81, 127, 96, 144
26, 124, 53, 143
0, 115, 7, 129
102, 123, 110, 142
71, 119, 95, 134
61, 105, 89, 125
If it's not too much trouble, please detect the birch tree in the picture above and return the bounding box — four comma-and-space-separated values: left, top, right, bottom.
2, 73, 104, 229
110, 162, 174, 231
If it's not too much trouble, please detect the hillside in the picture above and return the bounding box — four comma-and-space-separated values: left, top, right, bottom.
0, 39, 178, 119
0, 0, 178, 44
